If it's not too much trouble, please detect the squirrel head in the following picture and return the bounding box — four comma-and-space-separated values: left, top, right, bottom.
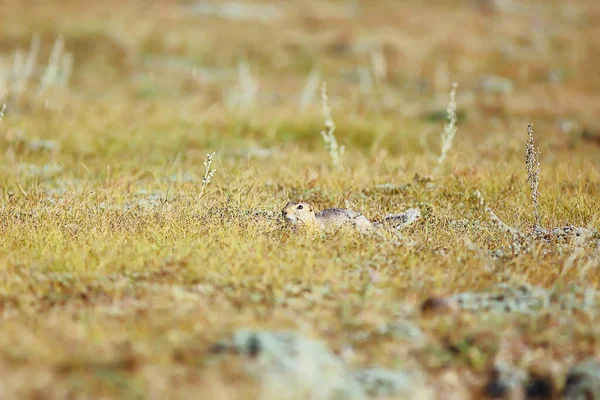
282, 201, 316, 225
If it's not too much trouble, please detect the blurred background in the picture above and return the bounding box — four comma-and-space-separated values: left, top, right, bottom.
1, 0, 600, 157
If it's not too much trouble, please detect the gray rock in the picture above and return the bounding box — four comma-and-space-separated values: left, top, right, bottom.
563, 357, 600, 400
218, 329, 366, 400
212, 329, 432, 399
351, 367, 417, 398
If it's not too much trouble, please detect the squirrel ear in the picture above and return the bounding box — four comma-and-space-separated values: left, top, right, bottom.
309, 206, 313, 212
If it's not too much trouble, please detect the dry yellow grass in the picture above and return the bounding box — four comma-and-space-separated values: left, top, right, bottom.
1, 0, 600, 398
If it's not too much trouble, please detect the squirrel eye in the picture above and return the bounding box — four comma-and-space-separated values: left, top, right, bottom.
297, 205, 304, 210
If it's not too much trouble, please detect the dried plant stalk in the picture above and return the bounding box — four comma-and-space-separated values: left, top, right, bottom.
526, 124, 541, 228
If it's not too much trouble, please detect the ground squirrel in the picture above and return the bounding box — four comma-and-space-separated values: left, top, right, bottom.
282, 201, 420, 233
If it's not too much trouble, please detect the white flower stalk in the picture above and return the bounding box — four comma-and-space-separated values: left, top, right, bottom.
435, 82, 458, 174
298, 70, 320, 111
11, 34, 40, 100
526, 124, 541, 228
370, 48, 387, 82
320, 81, 345, 169
1, 35, 72, 105
200, 152, 217, 197
37, 36, 74, 98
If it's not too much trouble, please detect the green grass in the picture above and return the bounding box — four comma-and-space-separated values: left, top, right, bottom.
1, 0, 600, 398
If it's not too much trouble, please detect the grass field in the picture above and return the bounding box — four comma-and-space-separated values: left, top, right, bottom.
1, 0, 600, 398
